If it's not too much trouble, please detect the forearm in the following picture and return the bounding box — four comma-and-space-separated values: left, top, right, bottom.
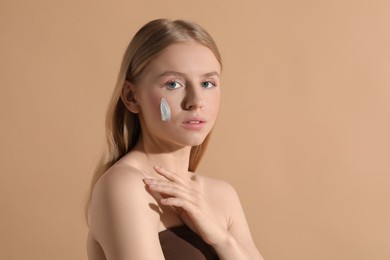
212, 232, 261, 260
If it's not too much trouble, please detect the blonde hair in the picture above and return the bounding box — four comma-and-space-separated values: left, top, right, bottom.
85, 19, 222, 222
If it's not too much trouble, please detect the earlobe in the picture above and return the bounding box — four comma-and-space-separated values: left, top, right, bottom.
121, 80, 140, 113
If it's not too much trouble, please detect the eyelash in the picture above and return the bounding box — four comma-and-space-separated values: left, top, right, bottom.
201, 81, 216, 88
165, 80, 217, 90
165, 80, 183, 89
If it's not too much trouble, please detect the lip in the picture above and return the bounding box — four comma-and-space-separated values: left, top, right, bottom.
181, 116, 207, 130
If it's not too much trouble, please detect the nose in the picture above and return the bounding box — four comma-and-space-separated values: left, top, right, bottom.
183, 83, 205, 110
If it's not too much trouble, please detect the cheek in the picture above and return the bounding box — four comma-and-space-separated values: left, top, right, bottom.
142, 94, 162, 119
210, 91, 221, 114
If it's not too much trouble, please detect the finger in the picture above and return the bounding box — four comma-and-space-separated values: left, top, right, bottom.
143, 178, 198, 206
145, 181, 190, 199
143, 178, 183, 188
153, 166, 187, 185
160, 198, 200, 218
160, 197, 186, 208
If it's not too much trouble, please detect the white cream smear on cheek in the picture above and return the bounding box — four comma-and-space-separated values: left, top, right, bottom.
160, 97, 171, 122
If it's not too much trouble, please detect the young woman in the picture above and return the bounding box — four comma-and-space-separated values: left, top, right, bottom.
86, 19, 264, 260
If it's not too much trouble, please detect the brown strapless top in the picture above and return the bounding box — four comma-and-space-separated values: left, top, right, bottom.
159, 225, 219, 260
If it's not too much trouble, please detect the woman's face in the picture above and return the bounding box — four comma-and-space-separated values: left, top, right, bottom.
134, 42, 221, 149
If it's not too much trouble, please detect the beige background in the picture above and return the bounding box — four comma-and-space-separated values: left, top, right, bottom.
1, 0, 389, 259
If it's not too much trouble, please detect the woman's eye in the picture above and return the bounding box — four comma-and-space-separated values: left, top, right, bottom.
166, 81, 183, 89
201, 81, 216, 88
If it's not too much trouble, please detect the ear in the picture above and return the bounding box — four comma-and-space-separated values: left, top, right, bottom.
121, 80, 140, 113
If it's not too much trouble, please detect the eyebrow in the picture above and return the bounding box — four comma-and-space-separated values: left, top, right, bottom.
157, 71, 220, 78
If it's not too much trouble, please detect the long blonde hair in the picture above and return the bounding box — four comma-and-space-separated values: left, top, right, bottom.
85, 19, 222, 222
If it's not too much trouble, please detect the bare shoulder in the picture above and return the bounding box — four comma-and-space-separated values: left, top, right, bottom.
199, 174, 238, 201
89, 162, 158, 230
90, 163, 155, 216
89, 163, 164, 259
92, 163, 148, 200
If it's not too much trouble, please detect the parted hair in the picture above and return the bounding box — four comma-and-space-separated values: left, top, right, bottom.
85, 19, 222, 223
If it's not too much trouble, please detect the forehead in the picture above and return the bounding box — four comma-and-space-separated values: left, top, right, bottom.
145, 42, 221, 76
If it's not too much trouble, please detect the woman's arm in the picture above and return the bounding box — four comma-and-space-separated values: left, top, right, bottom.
145, 166, 264, 260
89, 165, 165, 260
217, 183, 264, 260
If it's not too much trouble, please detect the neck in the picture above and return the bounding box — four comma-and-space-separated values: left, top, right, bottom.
132, 135, 191, 175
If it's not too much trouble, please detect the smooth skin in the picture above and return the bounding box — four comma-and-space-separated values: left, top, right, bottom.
87, 42, 264, 260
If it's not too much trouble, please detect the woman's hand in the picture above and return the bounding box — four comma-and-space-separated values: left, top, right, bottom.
143, 165, 228, 247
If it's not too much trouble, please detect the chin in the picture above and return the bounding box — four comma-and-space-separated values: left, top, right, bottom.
181, 139, 205, 147
163, 126, 212, 148
175, 134, 208, 147
187, 140, 205, 147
